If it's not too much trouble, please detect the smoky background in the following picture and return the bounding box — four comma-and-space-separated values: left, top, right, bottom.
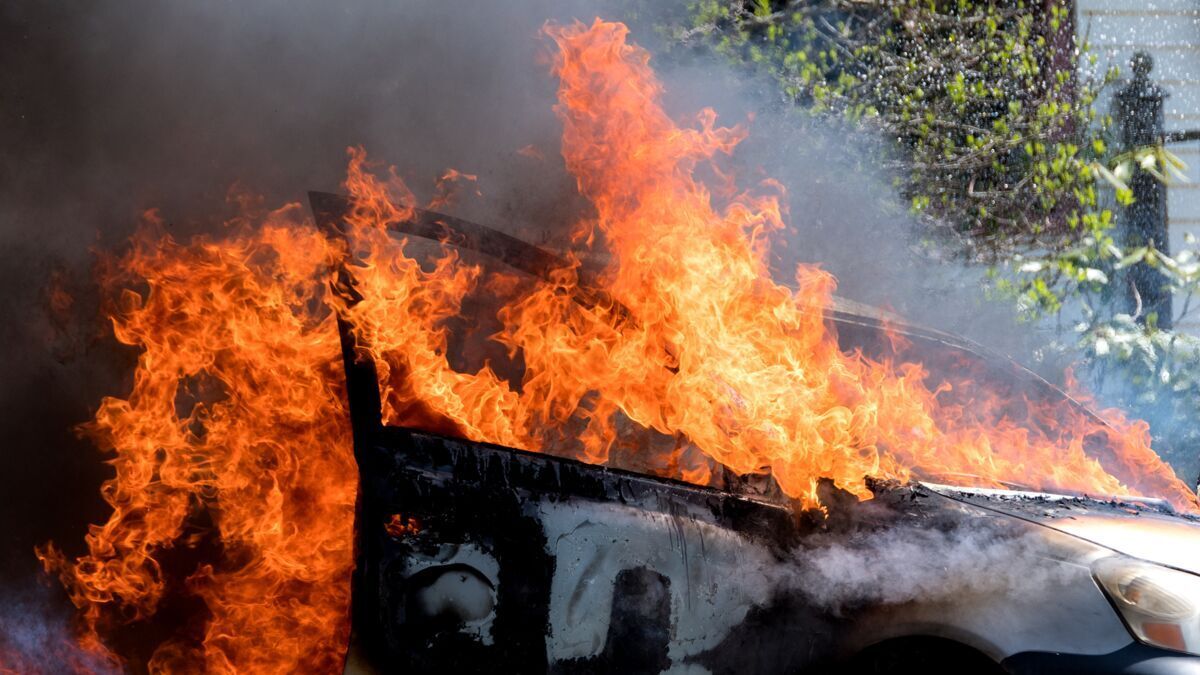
0, 0, 1050, 634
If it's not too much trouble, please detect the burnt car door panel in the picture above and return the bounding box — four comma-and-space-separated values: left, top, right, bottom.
345, 428, 828, 673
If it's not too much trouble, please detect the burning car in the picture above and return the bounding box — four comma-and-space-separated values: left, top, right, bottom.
311, 192, 1200, 675
34, 20, 1200, 673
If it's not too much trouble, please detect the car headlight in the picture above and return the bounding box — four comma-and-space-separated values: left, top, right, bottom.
1093, 556, 1200, 655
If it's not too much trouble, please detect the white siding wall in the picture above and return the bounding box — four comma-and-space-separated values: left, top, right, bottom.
1077, 1, 1200, 331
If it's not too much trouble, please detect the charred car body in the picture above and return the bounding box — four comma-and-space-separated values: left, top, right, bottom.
310, 193, 1200, 674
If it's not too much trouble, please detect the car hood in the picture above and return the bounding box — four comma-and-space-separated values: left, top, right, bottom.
923, 483, 1200, 575
1042, 512, 1200, 574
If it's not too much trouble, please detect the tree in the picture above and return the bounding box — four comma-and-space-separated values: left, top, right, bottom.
672, 1, 1107, 258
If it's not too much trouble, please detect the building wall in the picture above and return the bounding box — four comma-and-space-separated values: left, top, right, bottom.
1076, 0, 1200, 330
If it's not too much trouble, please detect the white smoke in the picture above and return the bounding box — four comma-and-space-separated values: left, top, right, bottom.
0, 582, 119, 673
780, 517, 1075, 614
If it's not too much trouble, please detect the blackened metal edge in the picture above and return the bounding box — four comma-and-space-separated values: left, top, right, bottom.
308, 191, 564, 281
370, 426, 801, 543
307, 190, 629, 320
308, 190, 383, 446
308, 191, 390, 673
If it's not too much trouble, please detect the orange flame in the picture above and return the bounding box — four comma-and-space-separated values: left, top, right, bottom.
518, 19, 1194, 510
40, 17, 1194, 674
39, 207, 358, 672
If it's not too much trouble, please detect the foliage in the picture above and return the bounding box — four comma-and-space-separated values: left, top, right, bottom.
1054, 233, 1200, 473
671, 0, 1112, 258
663, 0, 1200, 481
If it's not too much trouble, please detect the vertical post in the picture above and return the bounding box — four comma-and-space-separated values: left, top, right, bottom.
1114, 51, 1172, 329
308, 191, 384, 452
